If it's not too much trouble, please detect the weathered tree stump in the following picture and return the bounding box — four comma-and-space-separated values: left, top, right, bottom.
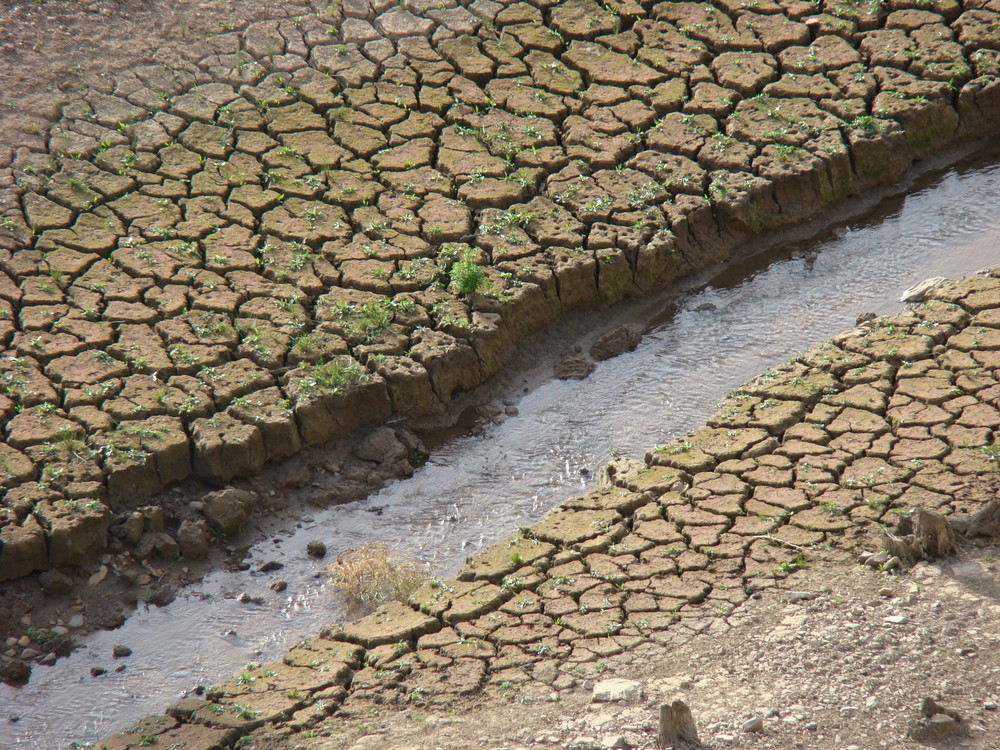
658, 699, 701, 750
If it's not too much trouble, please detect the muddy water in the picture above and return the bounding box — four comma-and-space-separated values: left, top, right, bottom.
5, 144, 1000, 747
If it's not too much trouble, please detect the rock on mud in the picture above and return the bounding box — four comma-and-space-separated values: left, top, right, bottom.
900, 277, 948, 303
176, 519, 211, 560
306, 540, 327, 558
200, 489, 257, 536
555, 355, 595, 380
592, 678, 644, 703
589, 326, 642, 361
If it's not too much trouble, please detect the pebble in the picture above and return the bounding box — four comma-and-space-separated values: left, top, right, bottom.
984, 702, 997, 711
592, 679, 643, 703
599, 735, 627, 749
90, 667, 106, 677
878, 588, 894, 598
804, 722, 818, 731
258, 560, 283, 573
884, 615, 908, 625
741, 717, 764, 733
67, 614, 84, 628
112, 644, 132, 658
269, 580, 288, 592
50, 626, 68, 636
306, 540, 327, 558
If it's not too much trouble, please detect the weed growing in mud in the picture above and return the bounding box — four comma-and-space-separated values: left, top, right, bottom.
326, 542, 426, 611
297, 357, 365, 399
449, 250, 486, 295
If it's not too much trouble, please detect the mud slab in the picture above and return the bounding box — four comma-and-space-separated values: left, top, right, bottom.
89, 271, 1000, 749
1, 0, 1000, 626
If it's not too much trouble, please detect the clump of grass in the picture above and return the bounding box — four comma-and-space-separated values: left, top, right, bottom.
449, 250, 486, 296
326, 542, 425, 612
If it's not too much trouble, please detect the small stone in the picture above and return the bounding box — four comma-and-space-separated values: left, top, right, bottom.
88, 565, 109, 585
804, 722, 818, 731
90, 667, 106, 677
269, 580, 288, 592
555, 355, 595, 380
39, 570, 73, 596
258, 560, 283, 572
589, 326, 641, 361
238, 592, 252, 603
841, 706, 859, 717
741, 717, 764, 733
900, 277, 948, 303
867, 551, 889, 568
112, 644, 132, 658
306, 540, 327, 558
592, 678, 643, 703
984, 702, 997, 711
67, 614, 84, 628
39, 653, 57, 666
598, 734, 628, 749
878, 588, 894, 597
884, 615, 908, 625
883, 556, 902, 571
16, 636, 30, 648
50, 626, 68, 637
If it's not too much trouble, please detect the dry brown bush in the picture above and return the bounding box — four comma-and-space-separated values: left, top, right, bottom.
326, 542, 426, 611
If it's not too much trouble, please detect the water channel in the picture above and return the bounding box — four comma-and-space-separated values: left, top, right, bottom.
4, 142, 1000, 748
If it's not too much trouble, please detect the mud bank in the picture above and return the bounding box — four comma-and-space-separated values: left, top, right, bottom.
2, 0, 1000, 586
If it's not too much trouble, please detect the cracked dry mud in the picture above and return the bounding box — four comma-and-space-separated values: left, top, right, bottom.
1, 0, 1000, 591
1, 0, 1000, 746
94, 273, 1000, 749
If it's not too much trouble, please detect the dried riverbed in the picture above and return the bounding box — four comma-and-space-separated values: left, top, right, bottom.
4, 136, 1000, 750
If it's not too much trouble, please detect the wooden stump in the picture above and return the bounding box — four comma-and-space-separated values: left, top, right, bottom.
658, 699, 700, 750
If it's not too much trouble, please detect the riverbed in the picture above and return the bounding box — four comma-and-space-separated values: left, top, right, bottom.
4, 142, 1000, 748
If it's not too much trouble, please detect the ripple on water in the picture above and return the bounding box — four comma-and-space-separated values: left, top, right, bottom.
5, 149, 1000, 748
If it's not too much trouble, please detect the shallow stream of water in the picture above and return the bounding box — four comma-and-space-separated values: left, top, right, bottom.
5, 143, 1000, 748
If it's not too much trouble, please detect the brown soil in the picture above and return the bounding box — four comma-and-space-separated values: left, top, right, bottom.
306, 541, 1000, 750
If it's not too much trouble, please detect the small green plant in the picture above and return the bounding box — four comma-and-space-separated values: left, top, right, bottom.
25, 627, 55, 645
296, 357, 364, 400
777, 555, 809, 575
449, 250, 486, 295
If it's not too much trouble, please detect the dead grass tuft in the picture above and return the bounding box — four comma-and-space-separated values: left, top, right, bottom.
326, 542, 426, 611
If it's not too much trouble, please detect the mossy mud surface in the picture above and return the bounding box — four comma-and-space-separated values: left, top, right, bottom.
1, 0, 1000, 600
92, 272, 1000, 749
